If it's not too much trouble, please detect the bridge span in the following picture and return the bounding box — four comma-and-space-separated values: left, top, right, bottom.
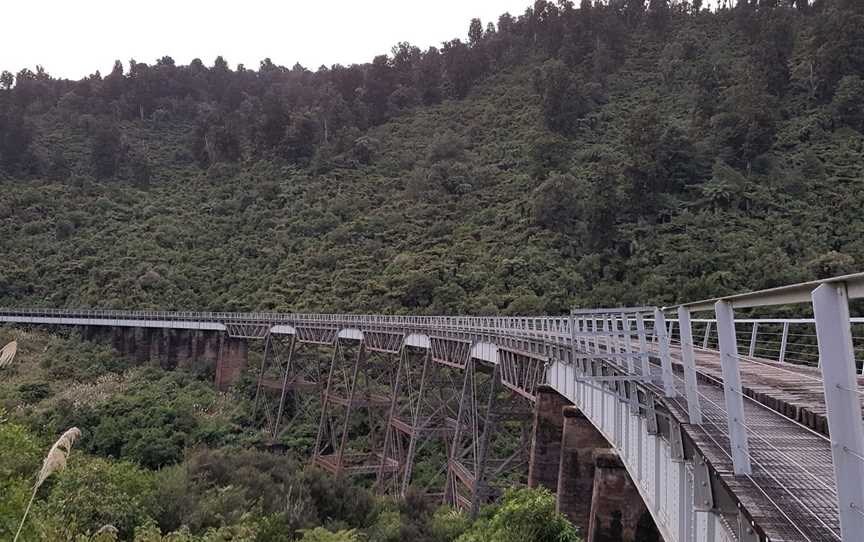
3, 273, 864, 541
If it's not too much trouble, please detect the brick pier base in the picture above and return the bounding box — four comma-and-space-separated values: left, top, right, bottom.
556, 406, 611, 534
528, 385, 570, 491
82, 326, 248, 391
588, 450, 661, 542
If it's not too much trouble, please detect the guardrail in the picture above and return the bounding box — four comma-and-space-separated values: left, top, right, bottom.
6, 307, 864, 372
666, 273, 864, 541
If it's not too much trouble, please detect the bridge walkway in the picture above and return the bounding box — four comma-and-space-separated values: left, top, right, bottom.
657, 343, 841, 541
677, 344, 856, 436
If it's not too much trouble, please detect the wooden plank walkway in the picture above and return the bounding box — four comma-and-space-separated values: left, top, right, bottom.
681, 346, 838, 436
656, 344, 843, 541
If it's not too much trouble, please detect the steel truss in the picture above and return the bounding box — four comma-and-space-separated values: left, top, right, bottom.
282, 331, 537, 513
445, 358, 534, 516
431, 336, 472, 368
225, 322, 270, 339
313, 336, 398, 477
252, 332, 327, 444
499, 347, 548, 401
377, 345, 462, 497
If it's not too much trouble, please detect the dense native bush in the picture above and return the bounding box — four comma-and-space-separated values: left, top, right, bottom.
41, 370, 242, 468
0, 406, 520, 541
2, 2, 864, 314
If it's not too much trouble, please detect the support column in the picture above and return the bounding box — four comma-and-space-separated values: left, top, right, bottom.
215, 336, 247, 390
133, 327, 150, 364
160, 329, 170, 369
124, 327, 138, 360
162, 329, 179, 370
172, 330, 193, 371
528, 385, 569, 492
556, 406, 610, 532
588, 450, 659, 542
111, 327, 128, 356
149, 328, 162, 366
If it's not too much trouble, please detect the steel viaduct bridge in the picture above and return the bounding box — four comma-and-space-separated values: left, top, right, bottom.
3, 273, 864, 542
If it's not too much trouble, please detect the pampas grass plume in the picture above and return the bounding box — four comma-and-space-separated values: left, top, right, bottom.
14, 427, 82, 542
0, 340, 17, 368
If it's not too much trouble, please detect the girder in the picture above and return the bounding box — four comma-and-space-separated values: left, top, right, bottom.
430, 336, 472, 369
294, 325, 339, 345
224, 322, 270, 339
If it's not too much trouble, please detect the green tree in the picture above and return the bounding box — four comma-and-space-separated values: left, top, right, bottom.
711, 82, 778, 170
832, 75, 864, 131
534, 59, 591, 135
457, 487, 580, 542
90, 122, 123, 179
0, 71, 13, 90
813, 6, 864, 98
531, 172, 581, 230
469, 18, 484, 46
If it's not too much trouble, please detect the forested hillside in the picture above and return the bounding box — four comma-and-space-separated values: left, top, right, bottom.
1, 0, 863, 314
4, 1, 864, 540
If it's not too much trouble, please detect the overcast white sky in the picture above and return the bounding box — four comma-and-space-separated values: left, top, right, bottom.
2, 0, 533, 79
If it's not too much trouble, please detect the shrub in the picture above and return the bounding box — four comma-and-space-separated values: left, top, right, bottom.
832, 75, 864, 132
17, 382, 51, 404
456, 487, 580, 542
45, 457, 159, 538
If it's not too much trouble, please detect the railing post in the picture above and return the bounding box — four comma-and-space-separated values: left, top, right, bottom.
602, 316, 611, 354
677, 307, 703, 425
812, 282, 864, 539
635, 312, 651, 377
653, 309, 676, 398
582, 317, 589, 352
576, 317, 583, 350
613, 315, 623, 356
702, 321, 712, 349
748, 322, 759, 358
714, 300, 752, 475
779, 322, 789, 364
621, 313, 634, 374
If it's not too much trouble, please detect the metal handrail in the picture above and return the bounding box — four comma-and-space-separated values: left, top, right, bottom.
666, 271, 864, 312
6, 307, 862, 329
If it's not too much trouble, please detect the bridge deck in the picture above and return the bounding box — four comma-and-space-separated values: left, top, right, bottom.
661, 344, 841, 541
0, 309, 851, 540
680, 346, 864, 437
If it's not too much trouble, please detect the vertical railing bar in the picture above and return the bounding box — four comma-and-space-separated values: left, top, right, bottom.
635, 312, 651, 378
779, 322, 789, 364
654, 308, 676, 398
677, 307, 703, 425
621, 312, 633, 374
813, 282, 864, 539
748, 322, 759, 358
715, 300, 752, 475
